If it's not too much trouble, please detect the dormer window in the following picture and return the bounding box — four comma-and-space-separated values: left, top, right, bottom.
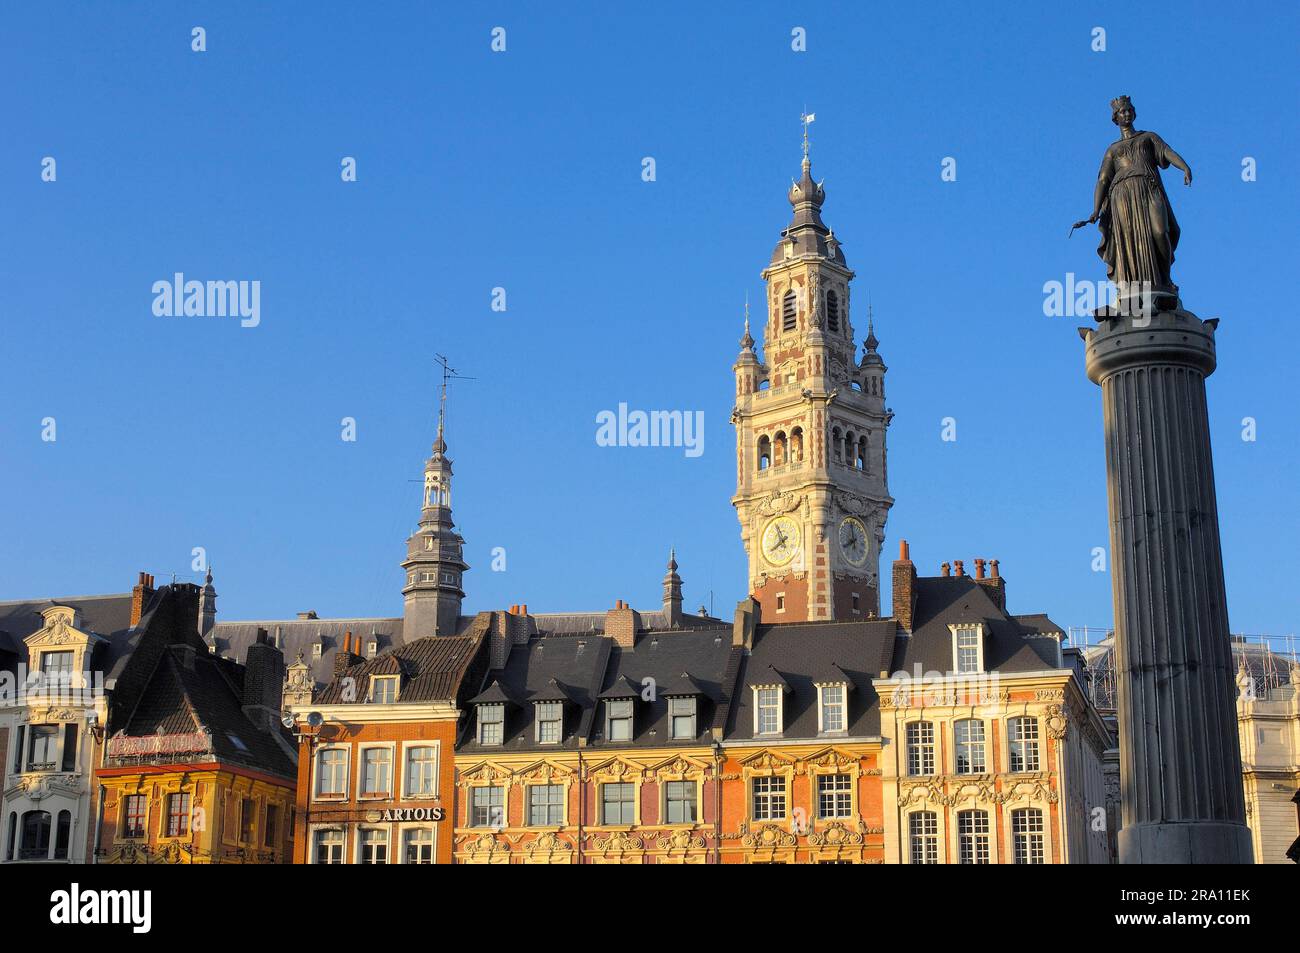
606, 699, 633, 741
536, 702, 563, 744
952, 624, 985, 674
366, 640, 378, 658
669, 697, 696, 740
817, 684, 846, 733
39, 651, 74, 680
477, 704, 505, 745
312, 642, 323, 660
754, 687, 782, 736
370, 675, 399, 704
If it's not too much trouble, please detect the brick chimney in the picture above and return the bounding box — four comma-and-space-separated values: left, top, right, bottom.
976, 558, 1007, 610
891, 540, 917, 633
129, 572, 156, 627
333, 630, 359, 677
953, 559, 965, 578
243, 627, 286, 731
605, 600, 641, 649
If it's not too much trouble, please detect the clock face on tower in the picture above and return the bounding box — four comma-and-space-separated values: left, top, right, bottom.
761, 515, 801, 567
838, 515, 869, 567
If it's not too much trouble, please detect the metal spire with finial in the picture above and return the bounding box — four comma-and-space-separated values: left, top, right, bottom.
432, 353, 475, 455
741, 292, 754, 349
801, 109, 816, 169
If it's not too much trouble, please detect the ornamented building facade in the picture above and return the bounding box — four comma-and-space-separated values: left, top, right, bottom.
732, 146, 892, 623
95, 616, 297, 865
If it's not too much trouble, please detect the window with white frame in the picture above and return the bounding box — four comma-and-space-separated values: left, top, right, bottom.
358, 827, 388, 864
601, 782, 635, 825
1008, 717, 1040, 772
754, 687, 782, 735
477, 704, 504, 745
405, 745, 437, 797
403, 827, 435, 864
370, 675, 398, 704
535, 702, 563, 744
1012, 807, 1045, 864
906, 721, 935, 776
953, 624, 984, 674
954, 719, 986, 774
909, 811, 938, 864
314, 828, 345, 864
27, 725, 58, 771
664, 780, 697, 824
819, 684, 846, 733
471, 786, 504, 828
316, 748, 348, 798
751, 775, 787, 821
359, 747, 392, 797
527, 784, 564, 826
606, 699, 633, 741
957, 810, 990, 864
816, 773, 852, 819
669, 696, 696, 740
39, 651, 74, 687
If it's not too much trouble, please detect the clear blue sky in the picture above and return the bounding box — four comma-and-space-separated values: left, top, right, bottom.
3, 2, 1296, 638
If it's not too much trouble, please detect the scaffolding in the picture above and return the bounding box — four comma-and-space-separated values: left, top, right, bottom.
1067, 626, 1299, 713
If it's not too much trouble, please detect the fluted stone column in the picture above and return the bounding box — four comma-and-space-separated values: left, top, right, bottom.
1082, 307, 1253, 864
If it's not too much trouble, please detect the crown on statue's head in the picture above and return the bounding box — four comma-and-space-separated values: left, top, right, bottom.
1110, 95, 1134, 115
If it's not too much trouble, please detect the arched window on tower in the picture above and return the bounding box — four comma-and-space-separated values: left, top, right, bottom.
782, 291, 797, 332
844, 430, 856, 466
856, 434, 868, 471
790, 427, 804, 464
831, 427, 843, 464
773, 432, 788, 467
826, 290, 839, 333
757, 435, 771, 471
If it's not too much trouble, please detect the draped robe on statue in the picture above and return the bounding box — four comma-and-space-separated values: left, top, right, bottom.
1094, 130, 1182, 293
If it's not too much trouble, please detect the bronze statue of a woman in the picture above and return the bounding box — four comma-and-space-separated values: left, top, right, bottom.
1074, 96, 1193, 301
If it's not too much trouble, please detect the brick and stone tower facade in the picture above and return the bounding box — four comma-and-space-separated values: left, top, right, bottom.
732, 141, 893, 622
401, 415, 468, 638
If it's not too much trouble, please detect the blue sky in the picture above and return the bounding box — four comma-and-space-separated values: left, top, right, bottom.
2, 2, 1296, 639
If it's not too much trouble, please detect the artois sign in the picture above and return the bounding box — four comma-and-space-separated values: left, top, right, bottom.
365, 807, 446, 823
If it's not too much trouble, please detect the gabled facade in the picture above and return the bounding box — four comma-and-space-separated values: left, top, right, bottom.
93, 590, 298, 864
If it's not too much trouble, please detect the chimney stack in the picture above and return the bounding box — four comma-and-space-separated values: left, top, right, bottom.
891, 540, 917, 633
974, 558, 986, 580
953, 560, 965, 577
243, 627, 286, 731
333, 630, 359, 677
130, 572, 156, 627
605, 600, 641, 649
940, 562, 950, 577
733, 596, 760, 649
976, 558, 1006, 609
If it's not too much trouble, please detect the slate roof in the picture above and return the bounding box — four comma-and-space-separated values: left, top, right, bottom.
113, 645, 296, 779
728, 620, 897, 741
532, 609, 723, 635
0, 593, 135, 676
211, 616, 406, 687
891, 577, 1063, 675
457, 625, 738, 755
313, 634, 485, 705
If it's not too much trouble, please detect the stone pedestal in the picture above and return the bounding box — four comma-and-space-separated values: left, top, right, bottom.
1082, 307, 1253, 864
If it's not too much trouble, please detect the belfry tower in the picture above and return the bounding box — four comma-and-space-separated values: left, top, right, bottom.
402, 361, 469, 638
732, 122, 893, 622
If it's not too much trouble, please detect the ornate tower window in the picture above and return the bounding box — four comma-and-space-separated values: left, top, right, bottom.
781, 291, 797, 332
826, 289, 840, 332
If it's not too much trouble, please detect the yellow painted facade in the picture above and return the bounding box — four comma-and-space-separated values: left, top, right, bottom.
96, 765, 295, 864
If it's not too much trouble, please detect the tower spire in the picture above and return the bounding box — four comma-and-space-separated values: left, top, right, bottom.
403, 356, 473, 638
